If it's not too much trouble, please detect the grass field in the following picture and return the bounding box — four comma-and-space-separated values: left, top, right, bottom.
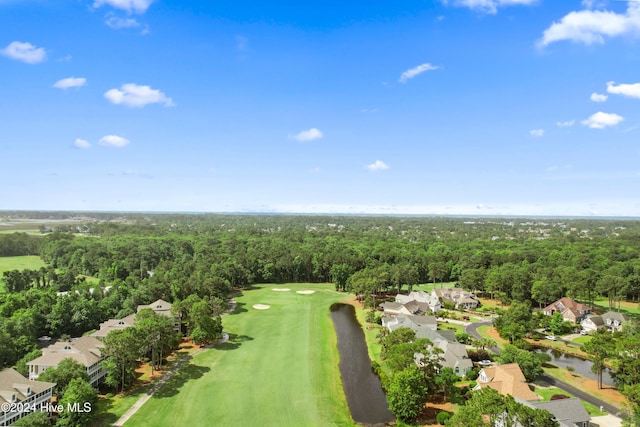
124, 283, 354, 427
0, 255, 47, 292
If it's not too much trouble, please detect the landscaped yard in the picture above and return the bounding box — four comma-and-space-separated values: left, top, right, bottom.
123, 283, 354, 427
0, 255, 47, 292
533, 386, 606, 416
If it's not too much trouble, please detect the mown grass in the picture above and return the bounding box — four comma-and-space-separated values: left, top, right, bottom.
124, 283, 353, 427
0, 255, 47, 292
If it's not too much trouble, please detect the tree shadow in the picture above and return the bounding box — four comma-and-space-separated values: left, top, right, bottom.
228, 301, 248, 315
152, 363, 211, 399
217, 333, 253, 351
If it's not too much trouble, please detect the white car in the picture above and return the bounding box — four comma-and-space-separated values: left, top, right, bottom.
478, 360, 493, 367
545, 335, 557, 341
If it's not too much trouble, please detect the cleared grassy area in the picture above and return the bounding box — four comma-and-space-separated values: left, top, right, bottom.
124, 283, 353, 427
572, 336, 592, 345
592, 298, 640, 316
0, 255, 47, 292
533, 386, 606, 416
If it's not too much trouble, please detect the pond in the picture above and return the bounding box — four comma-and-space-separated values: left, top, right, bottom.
536, 348, 614, 386
330, 303, 395, 425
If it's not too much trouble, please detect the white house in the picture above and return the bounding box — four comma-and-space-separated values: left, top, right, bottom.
0, 368, 56, 427
432, 288, 479, 310
27, 336, 107, 387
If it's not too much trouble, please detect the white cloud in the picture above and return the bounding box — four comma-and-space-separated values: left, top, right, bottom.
98, 135, 130, 147
74, 139, 90, 149
581, 112, 624, 129
399, 63, 440, 83
0, 41, 46, 64
53, 77, 87, 89
556, 120, 575, 127
547, 164, 573, 171
104, 83, 174, 107
590, 92, 608, 102
607, 81, 640, 99
442, 0, 537, 14
539, 3, 640, 47
93, 0, 154, 14
290, 128, 323, 142
366, 160, 390, 172
105, 16, 140, 29
530, 129, 545, 137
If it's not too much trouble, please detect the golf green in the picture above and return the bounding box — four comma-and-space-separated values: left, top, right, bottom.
124, 283, 354, 426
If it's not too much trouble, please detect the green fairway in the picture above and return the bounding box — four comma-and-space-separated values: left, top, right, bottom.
0, 255, 46, 292
124, 283, 354, 427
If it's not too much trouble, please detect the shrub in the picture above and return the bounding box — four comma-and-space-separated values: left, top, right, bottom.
436, 411, 451, 425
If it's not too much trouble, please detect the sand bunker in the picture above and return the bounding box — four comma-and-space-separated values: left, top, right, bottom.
296, 290, 315, 295
253, 304, 271, 310
272, 288, 291, 291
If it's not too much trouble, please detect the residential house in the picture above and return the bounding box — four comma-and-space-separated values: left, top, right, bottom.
92, 298, 181, 340
580, 315, 605, 333
395, 291, 442, 313
379, 301, 416, 317
515, 397, 590, 427
543, 298, 591, 323
413, 330, 473, 377
0, 368, 56, 427
474, 363, 540, 401
581, 311, 627, 333
91, 313, 136, 339
137, 299, 180, 331
382, 314, 438, 339
27, 336, 106, 387
432, 288, 479, 310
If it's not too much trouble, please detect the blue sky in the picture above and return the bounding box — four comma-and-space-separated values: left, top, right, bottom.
1, 0, 639, 216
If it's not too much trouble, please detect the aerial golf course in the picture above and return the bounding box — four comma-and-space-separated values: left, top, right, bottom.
124, 283, 354, 427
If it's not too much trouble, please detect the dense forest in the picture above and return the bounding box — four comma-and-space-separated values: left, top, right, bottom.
1, 213, 639, 372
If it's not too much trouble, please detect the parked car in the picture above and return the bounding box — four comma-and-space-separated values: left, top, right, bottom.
478, 360, 493, 367
545, 335, 557, 341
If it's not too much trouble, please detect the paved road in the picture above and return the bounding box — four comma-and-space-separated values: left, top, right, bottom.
464, 320, 625, 417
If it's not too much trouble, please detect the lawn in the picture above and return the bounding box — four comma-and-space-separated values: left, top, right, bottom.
0, 255, 47, 292
124, 283, 354, 427
592, 298, 640, 316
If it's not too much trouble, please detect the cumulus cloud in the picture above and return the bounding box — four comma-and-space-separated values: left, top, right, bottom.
290, 128, 323, 142
442, 0, 537, 14
530, 129, 545, 137
557, 120, 575, 127
99, 135, 130, 147
590, 92, 608, 102
0, 41, 46, 64
366, 160, 390, 172
74, 139, 91, 149
399, 63, 440, 83
104, 83, 174, 107
539, 3, 640, 47
607, 81, 640, 99
53, 77, 87, 89
105, 16, 140, 29
581, 112, 624, 129
93, 0, 154, 14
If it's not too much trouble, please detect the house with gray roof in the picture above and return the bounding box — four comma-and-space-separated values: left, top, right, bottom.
432, 288, 479, 310
137, 299, 180, 331
0, 368, 55, 427
382, 314, 438, 339
395, 291, 442, 313
581, 311, 627, 333
515, 397, 591, 427
27, 336, 106, 387
413, 330, 473, 377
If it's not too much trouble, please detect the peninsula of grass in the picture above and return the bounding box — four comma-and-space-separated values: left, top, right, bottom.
124, 283, 354, 427
0, 255, 47, 292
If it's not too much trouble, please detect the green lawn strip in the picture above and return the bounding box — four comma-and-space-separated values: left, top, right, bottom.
572, 336, 592, 345
92, 385, 151, 426
0, 229, 44, 235
123, 283, 353, 427
438, 323, 464, 335
533, 386, 606, 416
542, 365, 626, 410
592, 298, 640, 316
0, 255, 47, 292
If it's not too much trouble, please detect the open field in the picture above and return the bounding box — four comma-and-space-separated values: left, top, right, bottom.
124, 283, 353, 427
0, 255, 46, 292
592, 298, 640, 316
